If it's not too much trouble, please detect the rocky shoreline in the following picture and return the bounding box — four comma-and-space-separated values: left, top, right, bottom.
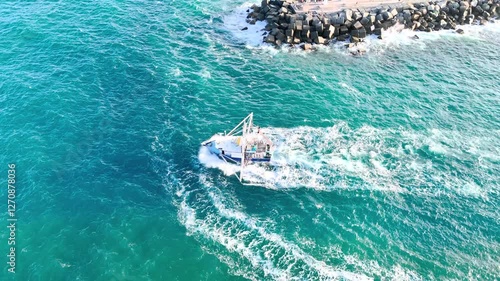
245, 0, 500, 49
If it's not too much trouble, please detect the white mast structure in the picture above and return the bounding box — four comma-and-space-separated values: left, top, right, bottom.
224, 113, 254, 182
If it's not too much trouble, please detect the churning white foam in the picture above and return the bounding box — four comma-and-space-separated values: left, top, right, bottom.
178, 175, 374, 281
198, 123, 497, 197
198, 144, 241, 176
223, 2, 268, 47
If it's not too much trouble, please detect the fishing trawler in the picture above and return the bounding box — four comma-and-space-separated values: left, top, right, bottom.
201, 113, 273, 181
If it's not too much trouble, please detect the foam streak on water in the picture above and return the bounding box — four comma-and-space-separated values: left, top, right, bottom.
200, 123, 498, 198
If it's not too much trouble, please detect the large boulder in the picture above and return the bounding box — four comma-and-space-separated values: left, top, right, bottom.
310, 31, 319, 42
315, 23, 324, 33
382, 11, 393, 21
323, 27, 335, 39
339, 25, 349, 34
360, 17, 371, 26
265, 34, 275, 43
354, 11, 363, 21
295, 20, 303, 30
345, 9, 353, 21
335, 16, 346, 25
353, 21, 364, 29
350, 28, 367, 38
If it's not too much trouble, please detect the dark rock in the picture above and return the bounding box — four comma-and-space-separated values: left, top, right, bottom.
265, 34, 275, 43
354, 11, 363, 21
335, 16, 346, 25
339, 25, 349, 34
310, 30, 319, 41
276, 32, 286, 42
350, 28, 367, 38
345, 9, 353, 21
315, 23, 324, 33
323, 28, 335, 39
353, 21, 364, 30
351, 36, 361, 43
456, 28, 464, 34
382, 11, 392, 21
360, 17, 370, 26
241, 27, 248, 31
473, 6, 484, 15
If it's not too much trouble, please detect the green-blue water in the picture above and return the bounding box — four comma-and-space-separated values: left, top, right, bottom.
1, 1, 499, 280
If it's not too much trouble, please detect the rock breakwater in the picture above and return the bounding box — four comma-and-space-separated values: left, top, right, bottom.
246, 0, 500, 48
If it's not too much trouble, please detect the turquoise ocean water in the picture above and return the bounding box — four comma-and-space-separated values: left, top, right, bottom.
1, 1, 499, 280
